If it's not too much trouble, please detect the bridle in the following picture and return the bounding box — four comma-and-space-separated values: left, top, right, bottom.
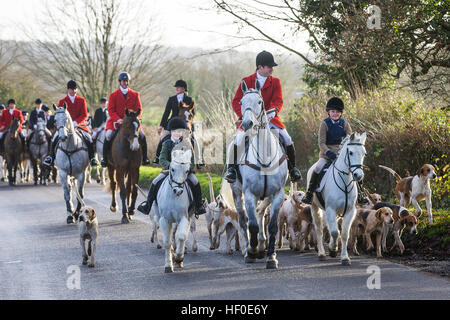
241, 90, 266, 129
331, 142, 366, 214
169, 160, 190, 190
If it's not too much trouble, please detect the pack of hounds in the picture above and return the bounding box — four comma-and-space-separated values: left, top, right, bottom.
48, 162, 435, 269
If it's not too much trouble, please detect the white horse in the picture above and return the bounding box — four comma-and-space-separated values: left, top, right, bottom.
229, 80, 288, 269
307, 132, 367, 265
53, 103, 90, 224
152, 148, 194, 273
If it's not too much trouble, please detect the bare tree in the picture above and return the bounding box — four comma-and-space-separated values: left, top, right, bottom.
19, 0, 174, 106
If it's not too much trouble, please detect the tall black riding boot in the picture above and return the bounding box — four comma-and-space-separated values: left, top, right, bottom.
101, 138, 112, 168
137, 182, 158, 215
139, 134, 150, 165
43, 136, 60, 168
302, 171, 321, 204
286, 144, 302, 182
225, 143, 238, 183
82, 133, 98, 167
192, 182, 206, 215
153, 139, 163, 164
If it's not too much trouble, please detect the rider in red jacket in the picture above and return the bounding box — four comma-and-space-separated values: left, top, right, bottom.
0, 99, 26, 152
225, 51, 302, 183
100, 72, 150, 167
43, 80, 98, 168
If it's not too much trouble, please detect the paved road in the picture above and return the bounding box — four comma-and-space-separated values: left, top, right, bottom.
0, 181, 448, 300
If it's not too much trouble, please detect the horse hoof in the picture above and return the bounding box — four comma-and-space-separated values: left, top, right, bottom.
329, 250, 338, 258
244, 256, 256, 264
110, 205, 117, 213
164, 267, 174, 273
157, 244, 162, 249
175, 262, 184, 268
121, 216, 130, 224
247, 251, 258, 260
266, 260, 278, 269
318, 254, 326, 261
257, 251, 266, 259
128, 209, 136, 216
341, 259, 351, 266
73, 212, 80, 221
67, 216, 75, 224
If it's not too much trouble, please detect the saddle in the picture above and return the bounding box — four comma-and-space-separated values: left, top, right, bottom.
314, 160, 333, 208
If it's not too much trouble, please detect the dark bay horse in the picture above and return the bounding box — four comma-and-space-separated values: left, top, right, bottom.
4, 118, 23, 186
106, 109, 142, 224
178, 101, 195, 131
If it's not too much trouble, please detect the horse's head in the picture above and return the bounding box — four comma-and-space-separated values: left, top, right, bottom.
240, 80, 265, 132
9, 117, 20, 139
339, 132, 367, 181
53, 103, 72, 142
169, 148, 192, 196
36, 118, 46, 138
123, 109, 141, 151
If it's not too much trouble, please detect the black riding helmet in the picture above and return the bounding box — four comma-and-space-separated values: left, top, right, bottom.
67, 80, 77, 90
100, 97, 107, 104
256, 50, 278, 68
174, 79, 187, 90
0, 104, 5, 110
167, 117, 187, 131
118, 72, 130, 82
326, 97, 344, 112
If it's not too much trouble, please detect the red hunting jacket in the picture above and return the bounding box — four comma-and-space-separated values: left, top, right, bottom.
106, 88, 142, 130
58, 95, 90, 132
232, 73, 285, 129
0, 108, 24, 133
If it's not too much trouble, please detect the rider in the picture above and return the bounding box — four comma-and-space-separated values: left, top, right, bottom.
137, 117, 207, 216
225, 50, 302, 183
28, 98, 50, 146
0, 99, 26, 153
302, 97, 353, 204
153, 80, 193, 165
92, 97, 108, 141
101, 72, 151, 167
43, 80, 98, 168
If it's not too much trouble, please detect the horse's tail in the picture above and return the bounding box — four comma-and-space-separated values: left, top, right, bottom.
207, 173, 215, 203
219, 178, 236, 211
378, 165, 402, 182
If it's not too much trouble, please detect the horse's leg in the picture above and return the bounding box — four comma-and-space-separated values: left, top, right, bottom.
232, 183, 252, 262
160, 217, 174, 273
256, 198, 270, 258
128, 168, 139, 216
60, 172, 74, 224
74, 174, 85, 220
311, 204, 326, 260
108, 166, 117, 212
340, 207, 356, 265
190, 217, 198, 253
32, 158, 38, 185
117, 171, 129, 223
174, 216, 189, 268
243, 191, 259, 260
266, 189, 284, 269
325, 206, 340, 258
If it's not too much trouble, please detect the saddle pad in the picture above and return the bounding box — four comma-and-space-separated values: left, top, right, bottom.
154, 176, 194, 208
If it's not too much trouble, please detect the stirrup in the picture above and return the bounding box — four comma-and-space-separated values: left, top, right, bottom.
43, 156, 53, 167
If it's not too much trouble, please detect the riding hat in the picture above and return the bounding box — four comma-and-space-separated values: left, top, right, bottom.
7, 99, 16, 105
174, 80, 187, 90
100, 97, 107, 103
42, 104, 49, 112
256, 51, 278, 68
326, 97, 344, 112
35, 98, 42, 105
67, 80, 77, 90
118, 72, 131, 82
0, 104, 5, 110
167, 117, 187, 131
22, 110, 28, 116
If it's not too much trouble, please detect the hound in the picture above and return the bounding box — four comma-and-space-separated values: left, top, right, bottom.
349, 207, 394, 258
379, 164, 437, 223
373, 202, 418, 255
362, 187, 382, 208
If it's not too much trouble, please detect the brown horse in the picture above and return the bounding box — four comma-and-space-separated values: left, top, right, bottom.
106, 109, 142, 224
4, 118, 23, 186
178, 101, 195, 131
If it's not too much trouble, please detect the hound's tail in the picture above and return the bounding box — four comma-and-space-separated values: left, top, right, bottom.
378, 165, 402, 182
289, 181, 297, 197
363, 187, 374, 206
219, 178, 236, 211
207, 173, 215, 203
71, 178, 86, 208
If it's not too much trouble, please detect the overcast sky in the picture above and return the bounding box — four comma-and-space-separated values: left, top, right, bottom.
0, 0, 309, 55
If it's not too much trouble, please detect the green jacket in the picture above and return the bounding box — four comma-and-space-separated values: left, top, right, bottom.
160, 138, 195, 171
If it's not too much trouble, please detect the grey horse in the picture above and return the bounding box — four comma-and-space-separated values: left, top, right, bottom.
152, 148, 194, 273
229, 80, 288, 269
29, 118, 50, 185
53, 103, 89, 224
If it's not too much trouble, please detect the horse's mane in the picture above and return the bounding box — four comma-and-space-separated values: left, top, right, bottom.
336, 134, 352, 157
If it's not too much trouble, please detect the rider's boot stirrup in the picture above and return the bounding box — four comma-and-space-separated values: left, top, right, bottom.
137, 182, 157, 215
286, 144, 302, 182
225, 143, 238, 183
